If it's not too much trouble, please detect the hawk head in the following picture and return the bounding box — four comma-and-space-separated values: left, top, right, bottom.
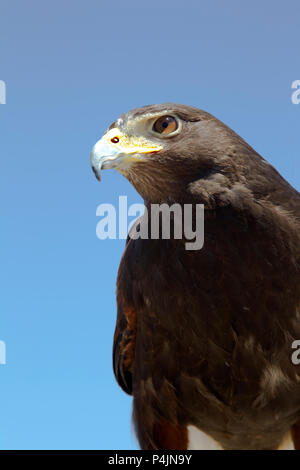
90, 103, 292, 207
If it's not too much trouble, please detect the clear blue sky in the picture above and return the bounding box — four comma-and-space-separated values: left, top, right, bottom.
0, 0, 299, 450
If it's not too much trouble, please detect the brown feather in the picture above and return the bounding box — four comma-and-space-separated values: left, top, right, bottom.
291, 421, 300, 450
110, 104, 300, 449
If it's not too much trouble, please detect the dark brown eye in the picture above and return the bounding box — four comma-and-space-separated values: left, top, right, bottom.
152, 116, 178, 135
111, 137, 119, 143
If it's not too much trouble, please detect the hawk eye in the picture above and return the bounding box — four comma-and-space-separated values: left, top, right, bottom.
152, 116, 178, 135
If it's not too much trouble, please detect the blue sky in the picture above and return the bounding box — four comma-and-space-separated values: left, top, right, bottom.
0, 0, 299, 449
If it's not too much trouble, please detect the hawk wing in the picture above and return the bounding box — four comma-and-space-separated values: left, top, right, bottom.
113, 236, 137, 395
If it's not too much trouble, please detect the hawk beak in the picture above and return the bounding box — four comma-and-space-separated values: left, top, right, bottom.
90, 138, 121, 181
90, 129, 162, 181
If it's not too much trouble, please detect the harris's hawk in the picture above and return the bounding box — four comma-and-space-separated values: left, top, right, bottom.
90, 103, 300, 450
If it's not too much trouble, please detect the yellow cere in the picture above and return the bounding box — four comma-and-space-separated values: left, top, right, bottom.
105, 128, 162, 155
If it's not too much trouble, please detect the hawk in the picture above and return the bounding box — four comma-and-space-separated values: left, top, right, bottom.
90, 103, 300, 450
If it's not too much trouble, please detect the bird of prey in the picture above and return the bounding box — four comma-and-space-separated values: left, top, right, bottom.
90, 103, 300, 450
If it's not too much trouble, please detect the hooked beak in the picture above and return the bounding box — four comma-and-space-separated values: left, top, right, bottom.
90, 128, 163, 181
90, 138, 121, 181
